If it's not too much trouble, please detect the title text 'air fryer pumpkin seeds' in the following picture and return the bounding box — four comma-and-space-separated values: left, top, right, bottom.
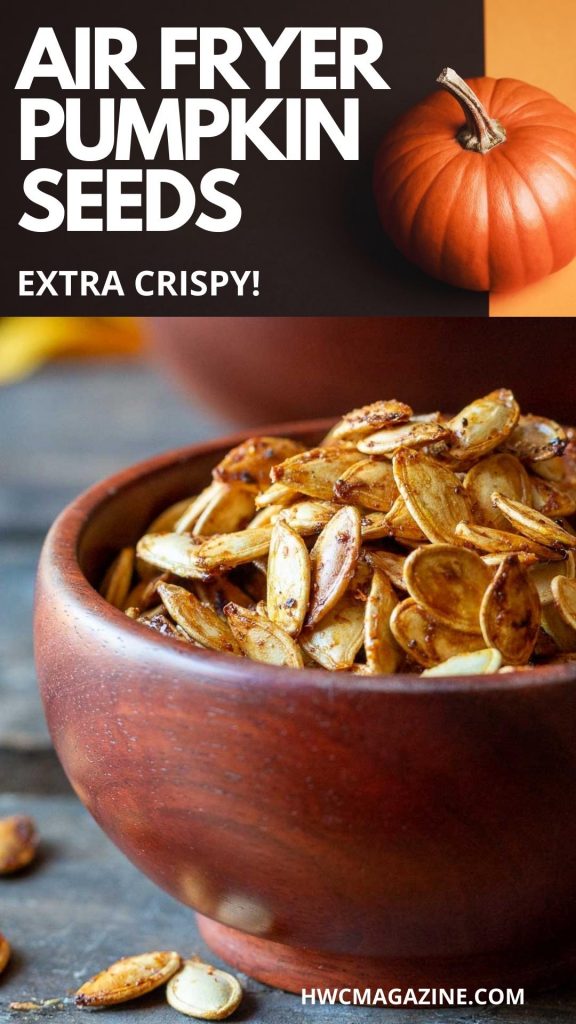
101, 390, 576, 677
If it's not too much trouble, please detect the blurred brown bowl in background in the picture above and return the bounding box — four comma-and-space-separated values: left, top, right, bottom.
147, 317, 576, 426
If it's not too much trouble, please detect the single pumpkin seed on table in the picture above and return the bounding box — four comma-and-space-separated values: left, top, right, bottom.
101, 388, 576, 676
75, 951, 182, 1008
0, 815, 37, 874
166, 959, 242, 1020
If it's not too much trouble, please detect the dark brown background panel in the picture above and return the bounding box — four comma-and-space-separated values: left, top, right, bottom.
1, 0, 486, 315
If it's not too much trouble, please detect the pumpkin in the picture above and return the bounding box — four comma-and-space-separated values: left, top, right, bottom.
373, 68, 576, 292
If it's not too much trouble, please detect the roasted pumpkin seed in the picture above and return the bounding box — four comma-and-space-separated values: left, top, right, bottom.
0, 815, 38, 874
530, 552, 575, 605
541, 601, 576, 652
357, 419, 451, 456
301, 587, 367, 670
267, 521, 311, 636
75, 951, 181, 1007
192, 483, 255, 537
148, 496, 200, 534
364, 569, 400, 673
530, 476, 576, 518
306, 506, 361, 627
196, 528, 273, 573
491, 492, 576, 551
455, 521, 565, 560
330, 399, 413, 441
213, 436, 305, 488
224, 603, 303, 667
393, 448, 471, 544
551, 576, 576, 631
174, 484, 224, 534
334, 458, 398, 511
479, 556, 540, 664
278, 500, 341, 536
99, 547, 135, 609
389, 599, 484, 668
464, 453, 531, 528
404, 544, 491, 633
166, 960, 242, 1020
271, 445, 359, 500
363, 549, 407, 590
421, 648, 502, 677
136, 533, 208, 579
254, 481, 299, 509
504, 414, 567, 463
158, 583, 239, 653
446, 389, 519, 463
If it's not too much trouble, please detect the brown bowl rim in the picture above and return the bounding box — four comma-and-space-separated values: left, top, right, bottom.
41, 416, 576, 695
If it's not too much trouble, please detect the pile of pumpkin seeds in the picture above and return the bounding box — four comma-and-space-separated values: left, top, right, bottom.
101, 390, 576, 676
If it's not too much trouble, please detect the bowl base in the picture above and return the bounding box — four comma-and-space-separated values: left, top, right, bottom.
196, 914, 576, 997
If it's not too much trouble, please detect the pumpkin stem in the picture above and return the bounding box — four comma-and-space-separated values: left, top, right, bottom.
436, 67, 506, 154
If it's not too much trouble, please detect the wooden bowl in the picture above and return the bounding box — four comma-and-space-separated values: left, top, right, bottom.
35, 422, 576, 994
147, 317, 576, 426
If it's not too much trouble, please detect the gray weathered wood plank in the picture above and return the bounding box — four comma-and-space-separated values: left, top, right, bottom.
1, 795, 576, 1023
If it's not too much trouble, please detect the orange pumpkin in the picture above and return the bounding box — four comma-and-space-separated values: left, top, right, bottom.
373, 68, 576, 292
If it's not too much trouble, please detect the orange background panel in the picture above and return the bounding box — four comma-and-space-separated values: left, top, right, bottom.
485, 0, 576, 316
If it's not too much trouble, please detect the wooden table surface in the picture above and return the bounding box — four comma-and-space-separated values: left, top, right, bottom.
1, 361, 576, 1023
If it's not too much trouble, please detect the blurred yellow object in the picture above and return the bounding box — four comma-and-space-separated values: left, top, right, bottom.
0, 317, 142, 384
